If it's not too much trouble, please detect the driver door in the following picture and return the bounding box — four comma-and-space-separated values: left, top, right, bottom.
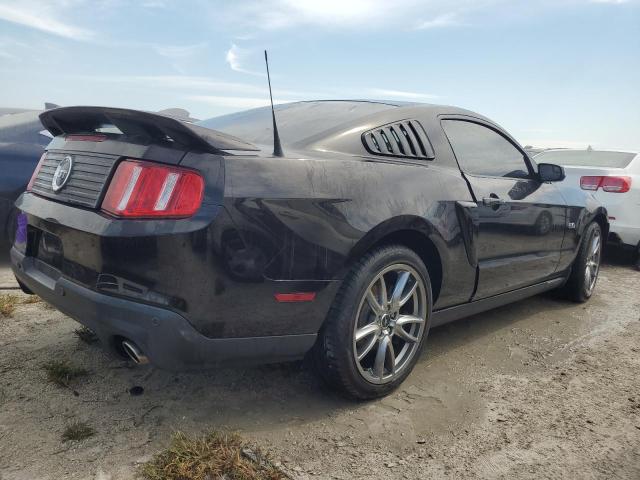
442, 118, 566, 299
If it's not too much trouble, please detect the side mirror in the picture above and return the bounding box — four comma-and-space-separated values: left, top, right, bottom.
538, 163, 565, 182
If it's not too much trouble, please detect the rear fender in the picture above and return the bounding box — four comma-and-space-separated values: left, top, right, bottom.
347, 215, 444, 264
345, 214, 476, 309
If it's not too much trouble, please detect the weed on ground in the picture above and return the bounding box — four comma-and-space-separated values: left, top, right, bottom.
138, 431, 288, 480
42, 360, 88, 388
62, 422, 95, 442
74, 326, 99, 344
21, 295, 41, 305
0, 293, 18, 317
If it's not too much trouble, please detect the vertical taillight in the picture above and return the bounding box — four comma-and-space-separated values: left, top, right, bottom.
101, 159, 204, 218
580, 175, 631, 193
26, 152, 47, 191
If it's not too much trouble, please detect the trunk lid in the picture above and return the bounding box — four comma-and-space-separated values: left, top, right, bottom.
31, 106, 246, 211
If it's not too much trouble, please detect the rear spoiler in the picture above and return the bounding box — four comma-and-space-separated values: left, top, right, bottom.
39, 106, 258, 152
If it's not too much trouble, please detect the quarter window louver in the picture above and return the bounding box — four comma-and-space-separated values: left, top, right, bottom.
362, 120, 434, 160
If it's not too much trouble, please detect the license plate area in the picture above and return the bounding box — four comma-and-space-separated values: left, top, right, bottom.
36, 230, 64, 270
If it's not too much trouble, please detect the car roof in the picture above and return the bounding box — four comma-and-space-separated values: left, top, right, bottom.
199, 100, 488, 151
539, 148, 639, 155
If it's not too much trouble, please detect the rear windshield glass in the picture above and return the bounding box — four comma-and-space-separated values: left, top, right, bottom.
534, 150, 636, 168
198, 101, 395, 146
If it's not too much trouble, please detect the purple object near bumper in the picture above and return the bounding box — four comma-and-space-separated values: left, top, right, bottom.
15, 212, 27, 244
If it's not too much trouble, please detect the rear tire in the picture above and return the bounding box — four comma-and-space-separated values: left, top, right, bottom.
562, 222, 602, 302
313, 245, 432, 400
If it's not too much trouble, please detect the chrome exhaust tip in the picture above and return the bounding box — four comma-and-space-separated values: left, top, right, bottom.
121, 340, 149, 365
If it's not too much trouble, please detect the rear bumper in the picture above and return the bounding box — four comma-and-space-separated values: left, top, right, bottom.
608, 224, 640, 249
11, 248, 317, 370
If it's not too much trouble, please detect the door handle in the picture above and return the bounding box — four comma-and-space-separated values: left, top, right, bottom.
482, 196, 505, 206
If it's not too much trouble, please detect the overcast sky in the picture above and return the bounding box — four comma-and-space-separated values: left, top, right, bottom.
0, 0, 638, 150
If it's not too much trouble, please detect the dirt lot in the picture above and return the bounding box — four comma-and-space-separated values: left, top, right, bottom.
1, 255, 639, 480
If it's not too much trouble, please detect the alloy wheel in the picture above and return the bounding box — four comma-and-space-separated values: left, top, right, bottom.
352, 264, 427, 384
584, 229, 601, 295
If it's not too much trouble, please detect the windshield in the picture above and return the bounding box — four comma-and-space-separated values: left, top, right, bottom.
534, 150, 636, 168
198, 101, 396, 146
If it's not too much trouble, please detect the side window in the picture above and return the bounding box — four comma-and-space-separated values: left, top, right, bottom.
442, 120, 530, 178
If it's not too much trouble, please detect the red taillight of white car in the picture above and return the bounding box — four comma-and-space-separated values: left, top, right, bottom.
580, 175, 632, 193
102, 159, 204, 218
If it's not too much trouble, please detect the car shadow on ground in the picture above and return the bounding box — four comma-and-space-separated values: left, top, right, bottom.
57, 279, 586, 435
602, 245, 638, 268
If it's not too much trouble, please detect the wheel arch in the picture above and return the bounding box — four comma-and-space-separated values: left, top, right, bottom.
347, 216, 444, 304
591, 208, 609, 242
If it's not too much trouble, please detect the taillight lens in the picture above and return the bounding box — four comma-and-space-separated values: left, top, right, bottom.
579, 176, 601, 191
27, 152, 48, 191
601, 176, 631, 193
580, 175, 631, 193
102, 159, 204, 218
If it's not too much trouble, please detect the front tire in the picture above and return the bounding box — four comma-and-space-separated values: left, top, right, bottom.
313, 245, 432, 400
563, 221, 602, 302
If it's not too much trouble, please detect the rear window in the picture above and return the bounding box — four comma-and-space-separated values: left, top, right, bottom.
534, 150, 636, 168
198, 101, 395, 146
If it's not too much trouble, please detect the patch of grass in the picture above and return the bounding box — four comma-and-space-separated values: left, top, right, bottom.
42, 360, 88, 388
62, 422, 95, 442
0, 293, 19, 317
74, 326, 99, 344
138, 431, 287, 480
41, 300, 57, 310
22, 295, 42, 305
20, 295, 57, 310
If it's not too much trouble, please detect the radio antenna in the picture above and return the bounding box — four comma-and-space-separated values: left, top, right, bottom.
264, 50, 283, 157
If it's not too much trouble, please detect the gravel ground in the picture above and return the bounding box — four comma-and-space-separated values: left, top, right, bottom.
0, 254, 638, 480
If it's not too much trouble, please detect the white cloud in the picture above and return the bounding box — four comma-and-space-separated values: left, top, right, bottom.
225, 44, 244, 71
225, 43, 263, 76
152, 42, 209, 74
80, 74, 268, 94
0, 1, 93, 40
218, 0, 480, 31
215, 1, 634, 32
141, 0, 168, 7
416, 12, 460, 29
188, 94, 289, 109
69, 74, 328, 98
75, 74, 442, 105
366, 88, 440, 100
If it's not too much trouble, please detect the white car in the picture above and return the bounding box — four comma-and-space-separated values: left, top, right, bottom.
533, 149, 640, 258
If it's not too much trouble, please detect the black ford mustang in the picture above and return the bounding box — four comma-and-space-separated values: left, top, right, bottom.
10, 101, 607, 399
